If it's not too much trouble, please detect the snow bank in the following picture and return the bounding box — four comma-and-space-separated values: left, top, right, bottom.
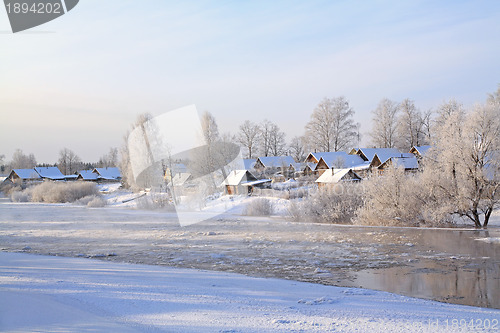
1, 252, 499, 333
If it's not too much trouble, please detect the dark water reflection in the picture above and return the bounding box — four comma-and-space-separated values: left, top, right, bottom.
342, 228, 500, 309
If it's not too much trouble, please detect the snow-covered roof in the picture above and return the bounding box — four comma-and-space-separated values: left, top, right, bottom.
256, 156, 296, 168
93, 167, 121, 180
220, 170, 258, 186
315, 152, 366, 169
357, 148, 401, 162
315, 168, 361, 184
410, 145, 432, 156
78, 170, 99, 181
65, 174, 78, 180
303, 162, 317, 171
379, 155, 419, 170
11, 169, 41, 180
170, 172, 192, 186
34, 167, 65, 180
243, 159, 256, 170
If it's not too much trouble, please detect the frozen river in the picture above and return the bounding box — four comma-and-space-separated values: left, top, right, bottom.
1, 199, 499, 309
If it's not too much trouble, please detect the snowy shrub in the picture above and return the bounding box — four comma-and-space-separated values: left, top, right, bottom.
10, 190, 30, 202
87, 196, 107, 208
29, 182, 99, 203
136, 192, 175, 211
76, 195, 107, 207
244, 198, 274, 216
290, 183, 363, 224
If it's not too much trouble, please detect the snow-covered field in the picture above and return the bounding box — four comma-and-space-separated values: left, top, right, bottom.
1, 251, 499, 333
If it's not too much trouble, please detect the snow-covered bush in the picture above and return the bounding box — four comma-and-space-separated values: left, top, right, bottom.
10, 190, 30, 202
136, 192, 175, 210
289, 183, 363, 223
244, 198, 274, 216
75, 194, 107, 207
28, 182, 99, 203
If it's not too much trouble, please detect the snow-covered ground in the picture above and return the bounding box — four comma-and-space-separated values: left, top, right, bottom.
1, 251, 499, 333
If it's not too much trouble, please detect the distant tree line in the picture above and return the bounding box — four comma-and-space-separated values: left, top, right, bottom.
0, 147, 119, 176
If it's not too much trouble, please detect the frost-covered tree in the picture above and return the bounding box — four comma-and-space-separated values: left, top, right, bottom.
487, 83, 500, 105
305, 96, 358, 152
288, 136, 306, 163
97, 148, 118, 168
237, 120, 260, 159
397, 98, 426, 149
120, 113, 153, 190
425, 100, 500, 227
258, 119, 285, 156
370, 98, 399, 148
57, 148, 82, 175
10, 149, 37, 169
268, 123, 286, 157
201, 111, 219, 146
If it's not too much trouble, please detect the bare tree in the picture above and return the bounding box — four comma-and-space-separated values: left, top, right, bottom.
237, 120, 260, 158
289, 136, 306, 162
305, 96, 358, 152
268, 123, 286, 156
370, 98, 399, 148
97, 148, 118, 168
258, 119, 274, 157
57, 148, 82, 175
397, 98, 426, 149
10, 149, 37, 169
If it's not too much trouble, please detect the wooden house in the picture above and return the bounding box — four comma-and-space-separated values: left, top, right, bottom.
352, 148, 401, 163
315, 168, 362, 189
34, 167, 65, 181
253, 156, 296, 176
314, 152, 366, 175
6, 169, 41, 183
220, 170, 271, 195
92, 167, 121, 182
377, 155, 419, 174
77, 170, 100, 181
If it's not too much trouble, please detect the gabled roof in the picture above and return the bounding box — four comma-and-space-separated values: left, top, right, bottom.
170, 172, 192, 186
315, 152, 366, 169
256, 156, 296, 168
11, 169, 41, 180
304, 152, 329, 163
303, 162, 317, 171
93, 167, 121, 180
243, 159, 256, 170
34, 167, 65, 180
77, 170, 99, 181
379, 155, 419, 170
220, 170, 258, 186
409, 145, 432, 157
357, 148, 401, 162
315, 168, 362, 184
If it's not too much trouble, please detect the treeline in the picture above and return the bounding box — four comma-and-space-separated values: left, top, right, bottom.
0, 147, 119, 176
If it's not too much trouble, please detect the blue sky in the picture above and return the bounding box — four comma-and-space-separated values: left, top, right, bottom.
1, 0, 499, 163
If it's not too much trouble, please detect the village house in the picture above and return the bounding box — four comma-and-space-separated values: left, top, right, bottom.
377, 154, 419, 174
220, 170, 271, 195
253, 156, 296, 178
315, 168, 362, 189
6, 169, 42, 183
314, 152, 367, 176
76, 170, 100, 181
34, 166, 65, 181
93, 167, 122, 182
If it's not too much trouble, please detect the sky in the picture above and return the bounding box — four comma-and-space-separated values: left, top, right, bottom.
1, 0, 499, 164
